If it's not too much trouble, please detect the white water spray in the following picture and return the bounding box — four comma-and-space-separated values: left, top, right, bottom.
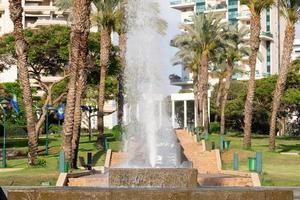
122, 0, 180, 168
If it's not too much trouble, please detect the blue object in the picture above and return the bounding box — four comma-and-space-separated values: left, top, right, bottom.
59, 151, 65, 172
10, 95, 20, 114
57, 104, 65, 120
220, 135, 224, 151
256, 152, 263, 174
233, 152, 239, 171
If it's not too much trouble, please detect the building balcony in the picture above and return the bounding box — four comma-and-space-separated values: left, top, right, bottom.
24, 5, 68, 15
237, 11, 251, 21
169, 74, 193, 86
27, 18, 68, 28
242, 32, 273, 41
170, 0, 195, 10
0, 3, 4, 14
260, 31, 273, 41
204, 2, 227, 14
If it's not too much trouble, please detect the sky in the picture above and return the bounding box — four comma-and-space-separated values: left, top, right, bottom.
161, 3, 300, 94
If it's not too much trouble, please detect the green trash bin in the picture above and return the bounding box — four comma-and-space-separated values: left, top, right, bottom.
64, 162, 69, 173
248, 157, 257, 171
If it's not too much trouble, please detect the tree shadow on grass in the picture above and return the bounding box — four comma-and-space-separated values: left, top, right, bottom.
92, 150, 104, 166
277, 144, 300, 153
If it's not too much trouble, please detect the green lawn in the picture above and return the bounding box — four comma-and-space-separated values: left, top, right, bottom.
209, 133, 300, 186
1, 131, 299, 186
0, 131, 121, 186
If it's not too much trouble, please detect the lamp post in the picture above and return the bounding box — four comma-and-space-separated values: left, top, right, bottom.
1, 99, 9, 168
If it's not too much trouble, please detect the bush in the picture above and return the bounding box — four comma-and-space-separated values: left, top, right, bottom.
33, 158, 47, 168
210, 122, 220, 133
49, 124, 62, 134
112, 125, 122, 141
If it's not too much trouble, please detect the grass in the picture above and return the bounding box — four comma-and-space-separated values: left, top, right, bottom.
0, 131, 122, 186
1, 129, 299, 186
208, 133, 300, 186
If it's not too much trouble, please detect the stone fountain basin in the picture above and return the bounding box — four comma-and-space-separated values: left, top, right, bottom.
109, 168, 198, 188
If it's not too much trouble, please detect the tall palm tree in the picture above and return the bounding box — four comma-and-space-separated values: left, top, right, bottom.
241, 0, 275, 148
269, 0, 300, 151
91, 0, 122, 148
62, 0, 91, 163
173, 14, 224, 132
9, 0, 38, 165
220, 25, 250, 135
172, 44, 200, 125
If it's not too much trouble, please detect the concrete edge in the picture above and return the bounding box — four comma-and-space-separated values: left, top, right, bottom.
215, 149, 222, 171
221, 170, 252, 177
104, 149, 112, 169
251, 173, 261, 187
201, 140, 206, 151
56, 173, 68, 187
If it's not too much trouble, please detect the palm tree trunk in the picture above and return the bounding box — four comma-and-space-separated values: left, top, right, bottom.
117, 31, 127, 126
243, 15, 261, 148
269, 24, 295, 151
97, 26, 112, 148
220, 58, 234, 135
62, 0, 91, 162
198, 68, 204, 128
71, 70, 88, 169
215, 76, 224, 122
193, 72, 199, 126
9, 0, 38, 166
198, 52, 209, 132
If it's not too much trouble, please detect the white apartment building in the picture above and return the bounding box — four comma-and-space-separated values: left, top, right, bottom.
292, 39, 300, 60
169, 0, 297, 128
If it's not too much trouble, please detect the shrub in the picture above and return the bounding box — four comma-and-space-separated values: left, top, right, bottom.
112, 125, 122, 141
34, 158, 47, 168
210, 122, 220, 133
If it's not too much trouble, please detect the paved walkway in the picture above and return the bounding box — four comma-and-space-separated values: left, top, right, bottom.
0, 168, 23, 173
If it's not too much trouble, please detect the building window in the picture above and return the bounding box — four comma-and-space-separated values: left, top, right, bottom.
196, 0, 205, 14
266, 8, 271, 32
266, 41, 271, 75
228, 0, 238, 24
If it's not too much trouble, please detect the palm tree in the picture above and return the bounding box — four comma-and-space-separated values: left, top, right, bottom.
9, 0, 38, 165
269, 0, 300, 151
115, 2, 127, 127
220, 25, 250, 135
172, 14, 224, 132
62, 0, 91, 163
240, 0, 275, 148
91, 0, 122, 148
172, 44, 200, 125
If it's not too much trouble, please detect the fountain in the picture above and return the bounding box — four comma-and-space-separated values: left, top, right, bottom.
2, 0, 294, 199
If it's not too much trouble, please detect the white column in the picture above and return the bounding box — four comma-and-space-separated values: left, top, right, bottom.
184, 100, 187, 128
172, 100, 175, 128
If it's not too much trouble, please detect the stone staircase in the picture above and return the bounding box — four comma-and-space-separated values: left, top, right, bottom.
177, 130, 219, 173
176, 129, 259, 187
110, 152, 126, 167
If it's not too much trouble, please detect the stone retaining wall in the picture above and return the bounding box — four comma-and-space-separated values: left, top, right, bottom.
6, 187, 293, 200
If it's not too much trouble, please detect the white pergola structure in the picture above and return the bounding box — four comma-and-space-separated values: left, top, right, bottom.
171, 92, 211, 129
